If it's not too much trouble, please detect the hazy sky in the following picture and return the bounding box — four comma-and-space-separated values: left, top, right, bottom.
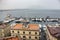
0, 0, 60, 10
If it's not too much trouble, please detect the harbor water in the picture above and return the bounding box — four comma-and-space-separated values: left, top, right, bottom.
0, 9, 60, 21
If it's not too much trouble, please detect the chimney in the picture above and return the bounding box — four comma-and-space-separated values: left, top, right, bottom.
23, 22, 29, 28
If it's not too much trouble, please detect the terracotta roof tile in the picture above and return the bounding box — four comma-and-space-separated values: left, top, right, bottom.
11, 24, 39, 30
12, 24, 23, 29
28, 24, 39, 30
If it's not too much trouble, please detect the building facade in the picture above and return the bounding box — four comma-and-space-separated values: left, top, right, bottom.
0, 23, 11, 37
11, 23, 41, 40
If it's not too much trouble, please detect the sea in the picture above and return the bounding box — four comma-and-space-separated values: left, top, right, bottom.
0, 9, 60, 25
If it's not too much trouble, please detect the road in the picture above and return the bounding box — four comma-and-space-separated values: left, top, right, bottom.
40, 28, 47, 40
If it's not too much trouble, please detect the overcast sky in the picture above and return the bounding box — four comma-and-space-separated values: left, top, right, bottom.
0, 0, 60, 10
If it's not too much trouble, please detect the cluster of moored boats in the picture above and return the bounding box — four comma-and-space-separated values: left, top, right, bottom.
2, 14, 60, 23
31, 18, 59, 22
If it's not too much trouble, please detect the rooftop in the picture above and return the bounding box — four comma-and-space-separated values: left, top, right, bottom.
47, 25, 60, 38
11, 23, 39, 30
0, 23, 7, 29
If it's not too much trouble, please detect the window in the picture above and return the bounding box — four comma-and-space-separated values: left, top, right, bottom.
12, 31, 14, 33
29, 36, 31, 39
23, 31, 25, 34
23, 36, 26, 38
39, 37, 40, 40
17, 31, 19, 33
35, 32, 37, 35
35, 37, 37, 39
29, 32, 31, 34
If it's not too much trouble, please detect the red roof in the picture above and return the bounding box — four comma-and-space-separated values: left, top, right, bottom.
28, 24, 39, 30
12, 24, 23, 29
11, 24, 39, 30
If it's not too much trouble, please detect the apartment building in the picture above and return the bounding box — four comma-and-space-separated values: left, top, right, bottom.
11, 23, 41, 40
